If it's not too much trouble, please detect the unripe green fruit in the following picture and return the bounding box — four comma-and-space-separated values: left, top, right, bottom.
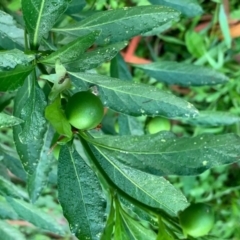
179, 203, 214, 237
65, 91, 104, 130
147, 117, 171, 134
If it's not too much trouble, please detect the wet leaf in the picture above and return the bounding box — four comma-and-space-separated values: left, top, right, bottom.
58, 145, 106, 239
53, 5, 180, 45
69, 72, 198, 118
134, 61, 229, 87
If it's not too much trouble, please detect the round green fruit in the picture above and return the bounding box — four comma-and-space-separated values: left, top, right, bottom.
147, 117, 171, 134
179, 203, 214, 237
65, 91, 104, 130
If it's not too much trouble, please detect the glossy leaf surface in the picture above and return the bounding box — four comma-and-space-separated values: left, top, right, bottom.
58, 145, 106, 239
0, 113, 23, 128
53, 5, 180, 45
134, 61, 229, 86
22, 0, 70, 47
69, 72, 198, 118
0, 65, 35, 91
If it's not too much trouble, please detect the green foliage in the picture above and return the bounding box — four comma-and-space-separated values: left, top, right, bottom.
0, 0, 240, 239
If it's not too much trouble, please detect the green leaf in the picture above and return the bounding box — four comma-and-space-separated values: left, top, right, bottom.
0, 65, 35, 91
13, 76, 47, 175
65, 0, 86, 15
182, 111, 240, 126
90, 144, 188, 216
134, 61, 229, 86
0, 175, 28, 199
45, 96, 73, 139
88, 132, 240, 176
149, 0, 203, 17
67, 41, 127, 72
120, 206, 157, 240
1, 151, 26, 181
219, 4, 231, 49
110, 53, 132, 81
22, 0, 70, 48
185, 31, 206, 58
69, 72, 198, 118
157, 216, 174, 240
0, 10, 24, 50
39, 31, 100, 65
53, 5, 180, 45
114, 200, 129, 240
118, 115, 144, 136
58, 145, 106, 239
0, 196, 19, 220
0, 219, 25, 240
101, 199, 115, 240
0, 113, 24, 128
6, 197, 66, 235
27, 125, 55, 203
0, 49, 34, 71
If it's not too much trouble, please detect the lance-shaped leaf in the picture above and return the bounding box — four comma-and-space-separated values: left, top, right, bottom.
118, 114, 144, 136
0, 150, 26, 181
22, 0, 70, 47
119, 206, 157, 240
90, 143, 188, 216
45, 96, 73, 139
88, 132, 240, 176
0, 220, 25, 240
134, 61, 229, 87
58, 145, 106, 239
149, 0, 203, 17
0, 195, 19, 220
110, 53, 132, 81
27, 125, 55, 203
52, 5, 180, 45
69, 72, 198, 118
0, 49, 34, 71
6, 197, 66, 236
39, 31, 100, 65
67, 41, 127, 72
13, 76, 47, 176
181, 111, 240, 126
0, 175, 28, 200
0, 65, 34, 92
0, 113, 24, 128
0, 10, 24, 50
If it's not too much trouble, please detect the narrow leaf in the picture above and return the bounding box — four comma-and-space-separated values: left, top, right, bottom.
89, 132, 240, 176
69, 72, 198, 118
67, 42, 127, 72
134, 61, 229, 86
118, 114, 144, 136
53, 5, 180, 45
45, 96, 73, 139
0, 65, 35, 91
22, 0, 70, 47
182, 111, 240, 126
219, 4, 231, 49
0, 49, 34, 71
58, 145, 106, 239
90, 144, 188, 216
120, 207, 157, 240
6, 197, 66, 235
110, 53, 132, 81
0, 10, 24, 50
0, 220, 25, 240
27, 125, 55, 203
0, 175, 28, 199
0, 113, 24, 128
13, 76, 47, 175
39, 31, 100, 65
149, 0, 203, 17
0, 196, 19, 220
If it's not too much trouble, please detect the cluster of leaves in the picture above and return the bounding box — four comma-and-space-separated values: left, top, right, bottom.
0, 0, 240, 239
